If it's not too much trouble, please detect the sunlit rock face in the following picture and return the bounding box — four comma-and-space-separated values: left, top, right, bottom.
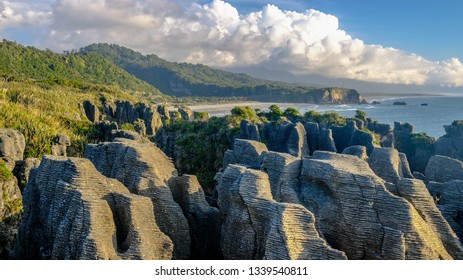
218, 139, 463, 260
12, 156, 173, 260
85, 138, 190, 259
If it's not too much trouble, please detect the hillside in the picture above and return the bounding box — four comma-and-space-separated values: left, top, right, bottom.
80, 43, 363, 104
0, 40, 166, 101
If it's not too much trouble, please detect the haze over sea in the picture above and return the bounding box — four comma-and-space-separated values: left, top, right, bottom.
190, 94, 463, 139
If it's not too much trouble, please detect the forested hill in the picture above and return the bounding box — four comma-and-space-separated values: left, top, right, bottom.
0, 40, 165, 100
80, 43, 363, 104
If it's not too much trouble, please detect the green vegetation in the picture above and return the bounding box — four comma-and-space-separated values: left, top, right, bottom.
121, 123, 136, 132
0, 160, 13, 182
0, 40, 167, 101
452, 120, 463, 126
80, 43, 361, 103
283, 107, 301, 122
411, 132, 435, 149
304, 110, 347, 126
355, 110, 367, 120
160, 117, 240, 193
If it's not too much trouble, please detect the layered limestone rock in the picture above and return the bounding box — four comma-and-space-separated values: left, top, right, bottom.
427, 180, 463, 242
239, 120, 261, 142
318, 128, 337, 152
368, 148, 403, 183
0, 175, 22, 259
342, 145, 368, 160
425, 155, 463, 183
262, 122, 309, 158
223, 139, 268, 169
12, 156, 172, 260
304, 122, 319, 155
178, 107, 194, 121
82, 100, 100, 123
331, 120, 374, 155
261, 151, 301, 203
85, 138, 190, 259
114, 101, 163, 135
51, 133, 71, 157
216, 165, 346, 260
169, 175, 222, 259
299, 151, 461, 259
394, 179, 463, 259
435, 122, 463, 161
0, 129, 26, 171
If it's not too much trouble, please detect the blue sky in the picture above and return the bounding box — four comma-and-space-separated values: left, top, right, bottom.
1, 0, 462, 87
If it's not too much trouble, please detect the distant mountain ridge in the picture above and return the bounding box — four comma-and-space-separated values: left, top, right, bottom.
0, 40, 165, 100
80, 43, 364, 104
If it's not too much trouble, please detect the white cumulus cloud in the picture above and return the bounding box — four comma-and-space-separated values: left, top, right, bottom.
2, 0, 463, 87
0, 0, 52, 29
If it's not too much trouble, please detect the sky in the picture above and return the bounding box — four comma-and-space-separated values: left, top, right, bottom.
1, 0, 463, 88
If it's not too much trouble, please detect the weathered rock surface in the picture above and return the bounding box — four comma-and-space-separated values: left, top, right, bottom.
82, 100, 100, 123
261, 151, 301, 203
110, 130, 142, 141
435, 123, 463, 161
51, 133, 71, 157
178, 107, 194, 121
318, 128, 337, 152
368, 147, 403, 183
18, 158, 41, 190
299, 151, 460, 259
262, 122, 309, 157
0, 129, 26, 171
239, 120, 261, 142
425, 155, 463, 183
12, 156, 172, 260
399, 153, 414, 178
342, 145, 368, 160
223, 139, 268, 169
304, 122, 319, 155
395, 178, 463, 259
169, 175, 222, 259
85, 139, 190, 259
115, 101, 163, 135
216, 164, 346, 260
331, 120, 375, 155
427, 180, 463, 242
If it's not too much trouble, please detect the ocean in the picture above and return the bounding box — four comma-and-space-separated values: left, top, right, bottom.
189, 95, 463, 139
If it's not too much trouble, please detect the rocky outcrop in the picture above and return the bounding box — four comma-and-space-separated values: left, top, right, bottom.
318, 128, 337, 152
216, 164, 346, 260
51, 133, 71, 157
342, 145, 368, 160
425, 155, 463, 183
223, 139, 268, 169
12, 156, 172, 260
85, 139, 190, 259
115, 101, 163, 135
110, 130, 142, 142
169, 175, 222, 259
178, 107, 194, 121
394, 179, 463, 259
435, 122, 463, 161
18, 158, 41, 190
0, 175, 22, 259
331, 120, 375, 155
368, 148, 403, 184
262, 122, 309, 158
399, 153, 414, 178
82, 100, 100, 123
0, 129, 26, 171
261, 151, 301, 204
239, 120, 261, 142
299, 151, 461, 259
427, 180, 463, 242
304, 122, 319, 155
